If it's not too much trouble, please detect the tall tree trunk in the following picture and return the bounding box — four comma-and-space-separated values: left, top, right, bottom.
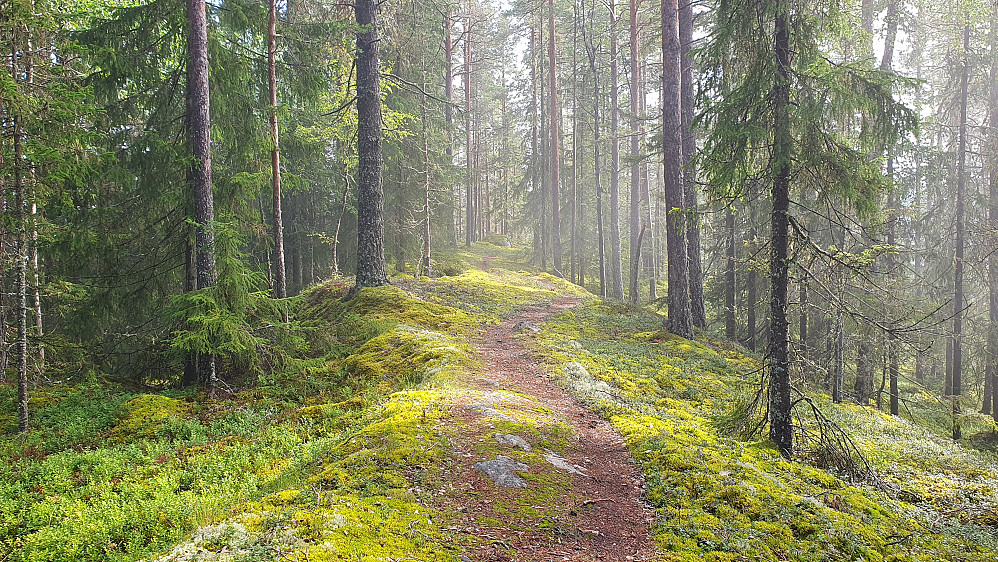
628, 0, 641, 304
608, 0, 624, 300
444, 11, 457, 247
989, 3, 998, 423
572, 0, 579, 285
833, 310, 844, 403
680, 0, 705, 328
465, 11, 475, 247
953, 23, 969, 400
549, 0, 562, 276
768, 3, 793, 457
11, 40, 29, 429
354, 0, 388, 288
269, 0, 287, 299
187, 0, 217, 387
531, 26, 541, 263
422, 75, 432, 277
880, 0, 899, 72
725, 204, 737, 340
583, 4, 607, 297
662, 0, 692, 338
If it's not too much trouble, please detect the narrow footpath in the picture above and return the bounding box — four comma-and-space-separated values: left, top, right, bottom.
438, 297, 656, 561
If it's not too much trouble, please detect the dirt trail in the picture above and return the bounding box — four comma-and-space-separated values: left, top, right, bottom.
442, 296, 656, 561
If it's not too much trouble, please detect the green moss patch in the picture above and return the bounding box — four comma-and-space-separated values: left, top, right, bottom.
533, 299, 998, 561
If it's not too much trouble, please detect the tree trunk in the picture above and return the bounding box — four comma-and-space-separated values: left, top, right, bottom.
856, 340, 874, 404
187, 0, 217, 387
768, 3, 793, 457
269, 0, 287, 300
465, 11, 475, 247
954, 23, 969, 398
662, 0, 692, 339
572, 1, 579, 285
12, 56, 29, 430
833, 310, 844, 403
354, 0, 388, 288
583, 6, 607, 298
549, 0, 562, 276
422, 76, 432, 277
444, 12, 457, 248
608, 0, 625, 300
990, 4, 998, 423
680, 0, 705, 328
628, 0, 641, 304
725, 205, 736, 340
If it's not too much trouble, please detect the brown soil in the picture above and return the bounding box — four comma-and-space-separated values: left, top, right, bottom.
438, 296, 657, 562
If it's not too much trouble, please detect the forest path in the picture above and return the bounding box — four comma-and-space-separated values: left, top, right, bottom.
439, 296, 656, 561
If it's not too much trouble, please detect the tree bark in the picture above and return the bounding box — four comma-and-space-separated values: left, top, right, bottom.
953, 23, 969, 398
444, 11, 457, 247
582, 5, 607, 298
353, 0, 388, 288
725, 205, 736, 340
187, 0, 217, 387
12, 52, 29, 430
990, 4, 998, 422
608, 0, 625, 300
768, 3, 793, 457
662, 0, 692, 339
268, 0, 287, 300
549, 0, 562, 275
628, 0, 641, 304
465, 10, 475, 247
680, 0, 705, 328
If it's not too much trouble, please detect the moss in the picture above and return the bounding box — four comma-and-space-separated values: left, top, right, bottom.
532, 298, 998, 561
111, 395, 191, 441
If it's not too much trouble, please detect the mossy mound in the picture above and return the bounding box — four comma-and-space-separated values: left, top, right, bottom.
111, 394, 191, 440
534, 299, 998, 561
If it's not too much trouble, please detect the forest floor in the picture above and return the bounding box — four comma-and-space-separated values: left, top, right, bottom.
4, 244, 998, 561
439, 295, 655, 561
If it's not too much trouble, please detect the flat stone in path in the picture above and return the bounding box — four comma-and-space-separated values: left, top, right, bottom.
494, 433, 532, 451
543, 449, 587, 475
473, 455, 529, 488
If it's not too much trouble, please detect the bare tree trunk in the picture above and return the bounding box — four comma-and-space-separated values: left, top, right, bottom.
953, 23, 969, 403
353, 0, 388, 288
608, 0, 624, 300
628, 0, 641, 304
187, 0, 217, 387
725, 205, 736, 340
444, 11, 457, 248
465, 9, 475, 247
768, 2, 793, 457
833, 310, 844, 403
856, 340, 874, 404
662, 0, 692, 338
989, 3, 998, 422
548, 0, 562, 275
12, 50, 29, 430
680, 0, 704, 328
422, 75, 432, 277
269, 0, 287, 299
332, 161, 350, 276
583, 3, 607, 297
572, 1, 579, 284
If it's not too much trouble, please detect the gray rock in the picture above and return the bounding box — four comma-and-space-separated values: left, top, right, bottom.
494, 433, 532, 451
468, 404, 514, 422
514, 321, 542, 333
473, 455, 529, 488
543, 449, 587, 475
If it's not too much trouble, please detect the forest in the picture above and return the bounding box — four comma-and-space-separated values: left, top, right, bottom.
2, 0, 998, 559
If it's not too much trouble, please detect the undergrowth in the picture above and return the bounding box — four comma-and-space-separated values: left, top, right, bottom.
0, 246, 565, 561
533, 300, 998, 561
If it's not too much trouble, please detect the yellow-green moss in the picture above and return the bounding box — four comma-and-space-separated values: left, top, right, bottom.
111, 394, 190, 440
